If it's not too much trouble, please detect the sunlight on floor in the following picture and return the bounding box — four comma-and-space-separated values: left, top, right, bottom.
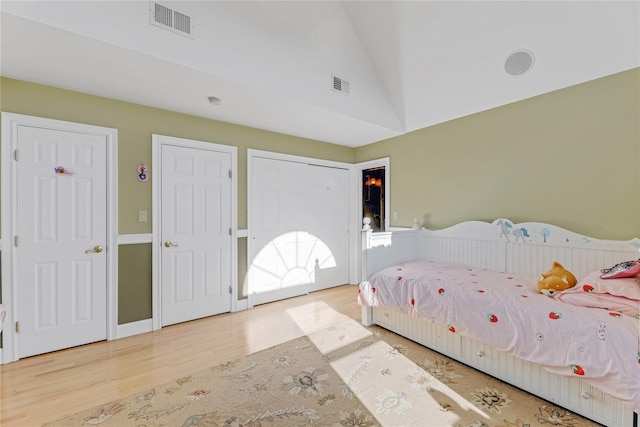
329, 337, 489, 425
284, 300, 367, 338
287, 302, 493, 425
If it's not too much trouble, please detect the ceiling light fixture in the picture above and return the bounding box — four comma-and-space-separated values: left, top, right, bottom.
207, 96, 222, 106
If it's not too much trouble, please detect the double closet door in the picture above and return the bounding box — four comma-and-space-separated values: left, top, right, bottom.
250, 155, 349, 306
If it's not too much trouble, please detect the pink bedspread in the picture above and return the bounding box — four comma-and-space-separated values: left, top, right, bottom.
358, 261, 640, 412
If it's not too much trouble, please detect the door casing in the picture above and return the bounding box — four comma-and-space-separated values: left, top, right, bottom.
354, 157, 390, 282
1, 112, 118, 364
151, 134, 238, 330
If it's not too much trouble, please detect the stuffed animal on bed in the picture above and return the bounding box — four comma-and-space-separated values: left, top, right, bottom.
538, 261, 577, 297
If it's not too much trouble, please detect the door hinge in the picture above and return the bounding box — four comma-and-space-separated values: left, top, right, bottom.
228, 170, 232, 178
13, 149, 18, 161
229, 228, 232, 236
229, 286, 232, 294
15, 321, 20, 333
14, 235, 19, 247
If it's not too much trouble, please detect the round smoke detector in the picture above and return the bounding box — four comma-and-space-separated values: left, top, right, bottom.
504, 50, 535, 76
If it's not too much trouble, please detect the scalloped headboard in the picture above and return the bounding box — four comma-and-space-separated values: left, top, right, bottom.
363, 219, 640, 280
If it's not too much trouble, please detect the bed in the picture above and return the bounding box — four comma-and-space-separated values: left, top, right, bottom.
358, 218, 640, 427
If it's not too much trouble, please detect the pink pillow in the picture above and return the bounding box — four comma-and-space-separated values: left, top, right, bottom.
555, 271, 640, 316
600, 259, 640, 279
555, 291, 639, 317
572, 270, 640, 298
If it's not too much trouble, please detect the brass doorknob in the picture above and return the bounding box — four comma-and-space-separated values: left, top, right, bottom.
164, 241, 178, 248
85, 245, 103, 253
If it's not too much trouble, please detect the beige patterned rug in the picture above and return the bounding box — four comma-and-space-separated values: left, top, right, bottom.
44, 318, 601, 427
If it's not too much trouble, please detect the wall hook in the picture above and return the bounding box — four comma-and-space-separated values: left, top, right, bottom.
137, 164, 148, 182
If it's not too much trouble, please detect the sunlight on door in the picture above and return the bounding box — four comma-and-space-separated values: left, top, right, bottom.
249, 231, 336, 293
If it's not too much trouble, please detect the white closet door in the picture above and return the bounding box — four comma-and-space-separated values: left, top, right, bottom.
250, 156, 349, 306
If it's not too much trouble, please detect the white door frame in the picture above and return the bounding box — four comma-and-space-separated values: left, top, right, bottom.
353, 157, 390, 282
1, 112, 118, 364
247, 149, 355, 309
151, 135, 238, 330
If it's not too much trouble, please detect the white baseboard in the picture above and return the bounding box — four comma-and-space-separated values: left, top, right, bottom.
235, 299, 248, 312
116, 318, 153, 339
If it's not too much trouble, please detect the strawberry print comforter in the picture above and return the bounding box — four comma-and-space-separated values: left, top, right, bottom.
358, 261, 640, 412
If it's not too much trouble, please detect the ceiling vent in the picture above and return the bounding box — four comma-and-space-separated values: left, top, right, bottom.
150, 2, 193, 38
332, 75, 350, 95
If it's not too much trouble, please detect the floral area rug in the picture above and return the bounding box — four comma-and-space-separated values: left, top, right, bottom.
44, 318, 601, 427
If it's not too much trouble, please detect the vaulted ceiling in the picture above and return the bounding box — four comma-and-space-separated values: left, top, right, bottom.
1, 1, 638, 147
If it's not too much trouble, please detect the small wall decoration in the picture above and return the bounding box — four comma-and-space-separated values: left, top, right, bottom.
54, 166, 74, 175
137, 164, 149, 182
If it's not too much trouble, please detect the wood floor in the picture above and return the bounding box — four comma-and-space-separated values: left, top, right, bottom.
0, 285, 362, 427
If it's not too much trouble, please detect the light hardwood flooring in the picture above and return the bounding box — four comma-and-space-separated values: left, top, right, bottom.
0, 285, 361, 427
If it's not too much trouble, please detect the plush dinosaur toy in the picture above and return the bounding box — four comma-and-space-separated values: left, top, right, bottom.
538, 261, 577, 297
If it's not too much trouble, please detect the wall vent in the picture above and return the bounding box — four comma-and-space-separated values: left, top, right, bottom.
332, 75, 350, 95
150, 2, 193, 38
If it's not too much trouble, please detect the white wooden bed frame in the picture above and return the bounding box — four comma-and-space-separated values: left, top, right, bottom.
361, 218, 640, 427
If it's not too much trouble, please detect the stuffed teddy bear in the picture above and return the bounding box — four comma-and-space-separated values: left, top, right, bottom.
538, 261, 577, 297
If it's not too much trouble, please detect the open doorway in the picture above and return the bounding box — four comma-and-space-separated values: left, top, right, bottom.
362, 167, 385, 232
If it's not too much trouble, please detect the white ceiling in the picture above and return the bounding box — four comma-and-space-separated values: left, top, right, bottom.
1, 1, 638, 148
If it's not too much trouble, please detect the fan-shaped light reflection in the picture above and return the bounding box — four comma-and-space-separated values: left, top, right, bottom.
249, 231, 337, 294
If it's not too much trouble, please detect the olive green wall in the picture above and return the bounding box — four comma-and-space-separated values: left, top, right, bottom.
355, 68, 640, 241
118, 244, 152, 324
1, 68, 637, 328
0, 77, 354, 325
0, 77, 355, 232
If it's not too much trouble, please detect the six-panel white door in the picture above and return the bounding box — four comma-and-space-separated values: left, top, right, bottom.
16, 125, 107, 358
161, 145, 232, 326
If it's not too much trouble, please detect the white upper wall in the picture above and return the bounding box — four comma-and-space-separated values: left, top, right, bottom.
1, 1, 638, 147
